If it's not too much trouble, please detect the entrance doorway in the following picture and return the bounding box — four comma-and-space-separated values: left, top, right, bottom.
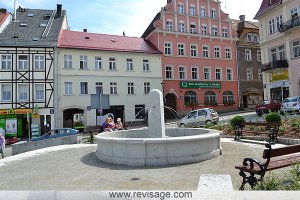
164, 93, 177, 119
63, 108, 84, 128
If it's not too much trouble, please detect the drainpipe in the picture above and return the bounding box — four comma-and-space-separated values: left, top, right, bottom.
236, 43, 241, 109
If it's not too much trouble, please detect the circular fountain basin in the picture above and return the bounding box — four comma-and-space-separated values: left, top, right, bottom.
95, 127, 222, 166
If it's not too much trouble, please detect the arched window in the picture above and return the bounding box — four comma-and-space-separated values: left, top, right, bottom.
223, 91, 234, 104
204, 91, 217, 104
184, 91, 198, 106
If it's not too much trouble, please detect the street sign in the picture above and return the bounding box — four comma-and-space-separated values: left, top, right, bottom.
91, 94, 110, 109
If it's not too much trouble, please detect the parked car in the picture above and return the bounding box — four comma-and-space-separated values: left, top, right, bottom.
255, 99, 281, 116
177, 108, 219, 128
280, 96, 300, 114
31, 128, 79, 141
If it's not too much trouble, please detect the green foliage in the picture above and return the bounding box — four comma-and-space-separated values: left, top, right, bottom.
230, 115, 245, 128
253, 163, 300, 190
265, 112, 281, 123
74, 121, 84, 127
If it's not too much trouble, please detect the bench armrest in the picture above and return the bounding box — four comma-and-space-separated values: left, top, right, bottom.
242, 157, 265, 172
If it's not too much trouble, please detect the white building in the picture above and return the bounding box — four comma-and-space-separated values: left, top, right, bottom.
56, 30, 162, 128
255, 0, 300, 101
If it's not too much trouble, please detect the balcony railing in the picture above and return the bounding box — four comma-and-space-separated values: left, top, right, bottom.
261, 60, 289, 72
278, 16, 300, 33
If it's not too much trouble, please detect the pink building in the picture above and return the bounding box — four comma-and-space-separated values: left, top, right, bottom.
142, 0, 238, 116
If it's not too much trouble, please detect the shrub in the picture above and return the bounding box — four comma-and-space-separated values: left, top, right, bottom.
265, 112, 281, 123
230, 115, 245, 128
74, 121, 84, 127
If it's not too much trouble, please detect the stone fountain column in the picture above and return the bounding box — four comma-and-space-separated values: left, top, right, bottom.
147, 89, 166, 138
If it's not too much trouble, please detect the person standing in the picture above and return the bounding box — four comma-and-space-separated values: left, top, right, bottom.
0, 131, 5, 159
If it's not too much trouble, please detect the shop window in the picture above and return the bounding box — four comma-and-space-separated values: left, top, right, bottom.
184, 91, 198, 106
204, 91, 217, 105
223, 91, 234, 105
135, 105, 145, 119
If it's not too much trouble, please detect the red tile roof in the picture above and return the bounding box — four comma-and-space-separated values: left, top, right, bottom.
254, 0, 282, 19
58, 30, 161, 54
0, 12, 10, 27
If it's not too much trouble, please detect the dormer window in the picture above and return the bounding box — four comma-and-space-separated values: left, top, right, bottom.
19, 22, 28, 27
27, 13, 34, 17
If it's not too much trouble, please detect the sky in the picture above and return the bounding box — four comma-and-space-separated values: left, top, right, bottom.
0, 0, 262, 37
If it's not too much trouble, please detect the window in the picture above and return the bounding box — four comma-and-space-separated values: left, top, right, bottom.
191, 67, 198, 79
135, 105, 145, 119
269, 18, 275, 34
215, 68, 222, 80
253, 34, 259, 42
128, 82, 134, 94
276, 15, 283, 32
35, 84, 44, 100
18, 84, 28, 101
109, 58, 116, 70
184, 91, 198, 105
64, 82, 73, 95
34, 55, 44, 70
212, 27, 218, 36
110, 82, 117, 94
214, 47, 220, 58
190, 6, 195, 16
223, 91, 234, 104
293, 41, 300, 58
226, 69, 232, 80
178, 4, 184, 14
222, 28, 228, 37
201, 25, 207, 35
204, 91, 217, 104
166, 21, 173, 31
257, 50, 261, 62
179, 66, 186, 79
164, 42, 172, 55
80, 56, 88, 69
202, 46, 209, 58
165, 65, 173, 79
211, 9, 216, 18
245, 49, 252, 61
190, 44, 197, 57
278, 46, 285, 60
143, 59, 149, 71
178, 43, 185, 56
271, 48, 277, 62
225, 48, 231, 59
64, 55, 72, 69
95, 82, 103, 94
1, 84, 11, 101
94, 57, 102, 70
203, 68, 211, 80
80, 82, 88, 95
144, 82, 150, 94
259, 70, 263, 81
18, 55, 28, 70
1, 55, 12, 70
201, 8, 206, 17
246, 68, 253, 80
190, 24, 196, 33
247, 33, 252, 42
127, 59, 133, 71
179, 22, 185, 32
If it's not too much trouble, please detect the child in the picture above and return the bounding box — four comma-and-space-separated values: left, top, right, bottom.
115, 118, 123, 130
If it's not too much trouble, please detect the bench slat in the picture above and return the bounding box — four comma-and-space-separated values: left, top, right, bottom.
263, 144, 300, 159
266, 154, 300, 171
241, 122, 281, 126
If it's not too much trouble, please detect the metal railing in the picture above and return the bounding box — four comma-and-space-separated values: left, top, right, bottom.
278, 16, 300, 33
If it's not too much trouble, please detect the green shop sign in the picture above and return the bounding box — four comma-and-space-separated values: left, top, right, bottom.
180, 81, 221, 89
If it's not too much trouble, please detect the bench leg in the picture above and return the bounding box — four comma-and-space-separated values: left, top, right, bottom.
239, 170, 260, 190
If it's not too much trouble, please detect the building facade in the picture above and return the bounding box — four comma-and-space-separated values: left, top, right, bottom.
235, 16, 264, 109
0, 5, 68, 139
56, 30, 162, 128
255, 0, 300, 101
142, 0, 238, 116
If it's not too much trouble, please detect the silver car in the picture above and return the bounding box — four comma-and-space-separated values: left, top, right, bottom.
177, 108, 219, 128
280, 96, 300, 113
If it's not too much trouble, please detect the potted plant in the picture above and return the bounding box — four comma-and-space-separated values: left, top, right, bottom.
74, 121, 85, 133
230, 115, 246, 129
265, 112, 281, 123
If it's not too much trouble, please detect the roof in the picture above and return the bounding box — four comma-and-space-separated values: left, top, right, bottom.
58, 30, 161, 54
0, 6, 66, 47
0, 11, 10, 27
254, 0, 282, 19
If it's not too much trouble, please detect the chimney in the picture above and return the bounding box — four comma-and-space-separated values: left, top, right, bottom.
123, 31, 125, 36
56, 4, 62, 17
167, 0, 172, 3
83, 29, 87, 32
239, 15, 245, 21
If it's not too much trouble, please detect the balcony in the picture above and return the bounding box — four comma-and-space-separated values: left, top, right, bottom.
278, 16, 300, 33
261, 60, 289, 72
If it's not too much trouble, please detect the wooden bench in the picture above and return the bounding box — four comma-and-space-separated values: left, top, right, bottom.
235, 143, 300, 189
234, 122, 281, 143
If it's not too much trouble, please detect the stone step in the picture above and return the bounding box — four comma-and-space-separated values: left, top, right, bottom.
198, 174, 233, 191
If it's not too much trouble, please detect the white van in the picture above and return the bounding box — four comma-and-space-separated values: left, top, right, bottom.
177, 108, 219, 128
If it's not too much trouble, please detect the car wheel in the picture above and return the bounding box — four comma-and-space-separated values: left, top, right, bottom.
180, 124, 186, 128
205, 120, 212, 125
